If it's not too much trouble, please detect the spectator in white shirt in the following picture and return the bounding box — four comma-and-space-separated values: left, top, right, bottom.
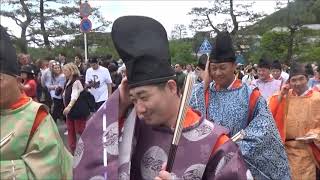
85, 57, 112, 110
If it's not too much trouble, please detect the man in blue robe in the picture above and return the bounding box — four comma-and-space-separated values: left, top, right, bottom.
190, 32, 291, 179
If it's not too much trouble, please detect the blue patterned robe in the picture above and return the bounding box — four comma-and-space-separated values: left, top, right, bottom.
190, 82, 291, 179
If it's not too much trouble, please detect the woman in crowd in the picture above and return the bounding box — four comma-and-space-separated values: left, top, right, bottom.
46, 61, 66, 123
20, 65, 37, 101
62, 63, 91, 154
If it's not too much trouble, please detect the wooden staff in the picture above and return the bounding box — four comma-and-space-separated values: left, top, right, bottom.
166, 73, 195, 172
0, 131, 14, 148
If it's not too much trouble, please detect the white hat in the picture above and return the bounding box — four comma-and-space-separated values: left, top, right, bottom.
117, 64, 126, 74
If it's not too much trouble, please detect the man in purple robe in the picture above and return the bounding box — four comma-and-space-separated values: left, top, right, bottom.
73, 16, 251, 180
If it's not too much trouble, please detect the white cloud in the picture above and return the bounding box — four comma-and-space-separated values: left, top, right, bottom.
90, 0, 280, 37
1, 0, 281, 38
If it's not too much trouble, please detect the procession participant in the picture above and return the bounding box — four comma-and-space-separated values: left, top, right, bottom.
271, 60, 287, 86
73, 16, 251, 180
251, 58, 282, 100
269, 62, 320, 180
0, 25, 72, 179
194, 54, 208, 84
190, 31, 290, 179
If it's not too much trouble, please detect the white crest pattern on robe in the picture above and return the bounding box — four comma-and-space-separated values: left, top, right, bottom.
140, 146, 168, 180
182, 120, 214, 141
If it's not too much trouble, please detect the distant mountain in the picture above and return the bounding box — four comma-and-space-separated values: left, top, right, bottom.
243, 0, 320, 35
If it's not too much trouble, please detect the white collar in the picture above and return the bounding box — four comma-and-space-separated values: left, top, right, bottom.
300, 88, 312, 97
227, 77, 238, 90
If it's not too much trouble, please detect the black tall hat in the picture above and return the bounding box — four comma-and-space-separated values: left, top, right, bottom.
111, 16, 175, 88
197, 54, 208, 70
209, 31, 235, 63
0, 26, 19, 76
289, 62, 307, 79
258, 58, 271, 69
271, 60, 282, 70
305, 63, 314, 76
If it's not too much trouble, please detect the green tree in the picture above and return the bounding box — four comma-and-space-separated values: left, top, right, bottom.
30, 0, 111, 48
171, 24, 188, 40
297, 44, 320, 62
260, 31, 289, 61
0, 0, 37, 53
247, 30, 320, 64
169, 39, 196, 65
188, 0, 265, 53
1, 0, 111, 52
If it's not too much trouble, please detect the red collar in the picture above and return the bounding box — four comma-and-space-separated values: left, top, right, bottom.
9, 93, 30, 110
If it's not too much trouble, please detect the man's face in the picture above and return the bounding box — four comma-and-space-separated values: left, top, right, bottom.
174, 64, 182, 73
186, 64, 192, 72
19, 54, 29, 65
209, 62, 236, 88
75, 56, 81, 64
0, 73, 21, 109
289, 74, 308, 95
257, 67, 270, 81
129, 83, 176, 126
59, 54, 66, 62
271, 69, 281, 80
42, 61, 49, 69
90, 63, 99, 70
195, 66, 204, 81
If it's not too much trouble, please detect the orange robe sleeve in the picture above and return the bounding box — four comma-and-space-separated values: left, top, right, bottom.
310, 143, 320, 168
211, 134, 229, 155
268, 95, 286, 142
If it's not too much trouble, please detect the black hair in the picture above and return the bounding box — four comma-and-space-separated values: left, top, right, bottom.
153, 78, 181, 96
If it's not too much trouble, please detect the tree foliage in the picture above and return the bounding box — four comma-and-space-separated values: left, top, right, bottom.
1, 0, 111, 52
169, 39, 196, 65
260, 31, 289, 60
171, 24, 187, 40
247, 29, 320, 64
188, 0, 265, 53
188, 0, 265, 35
